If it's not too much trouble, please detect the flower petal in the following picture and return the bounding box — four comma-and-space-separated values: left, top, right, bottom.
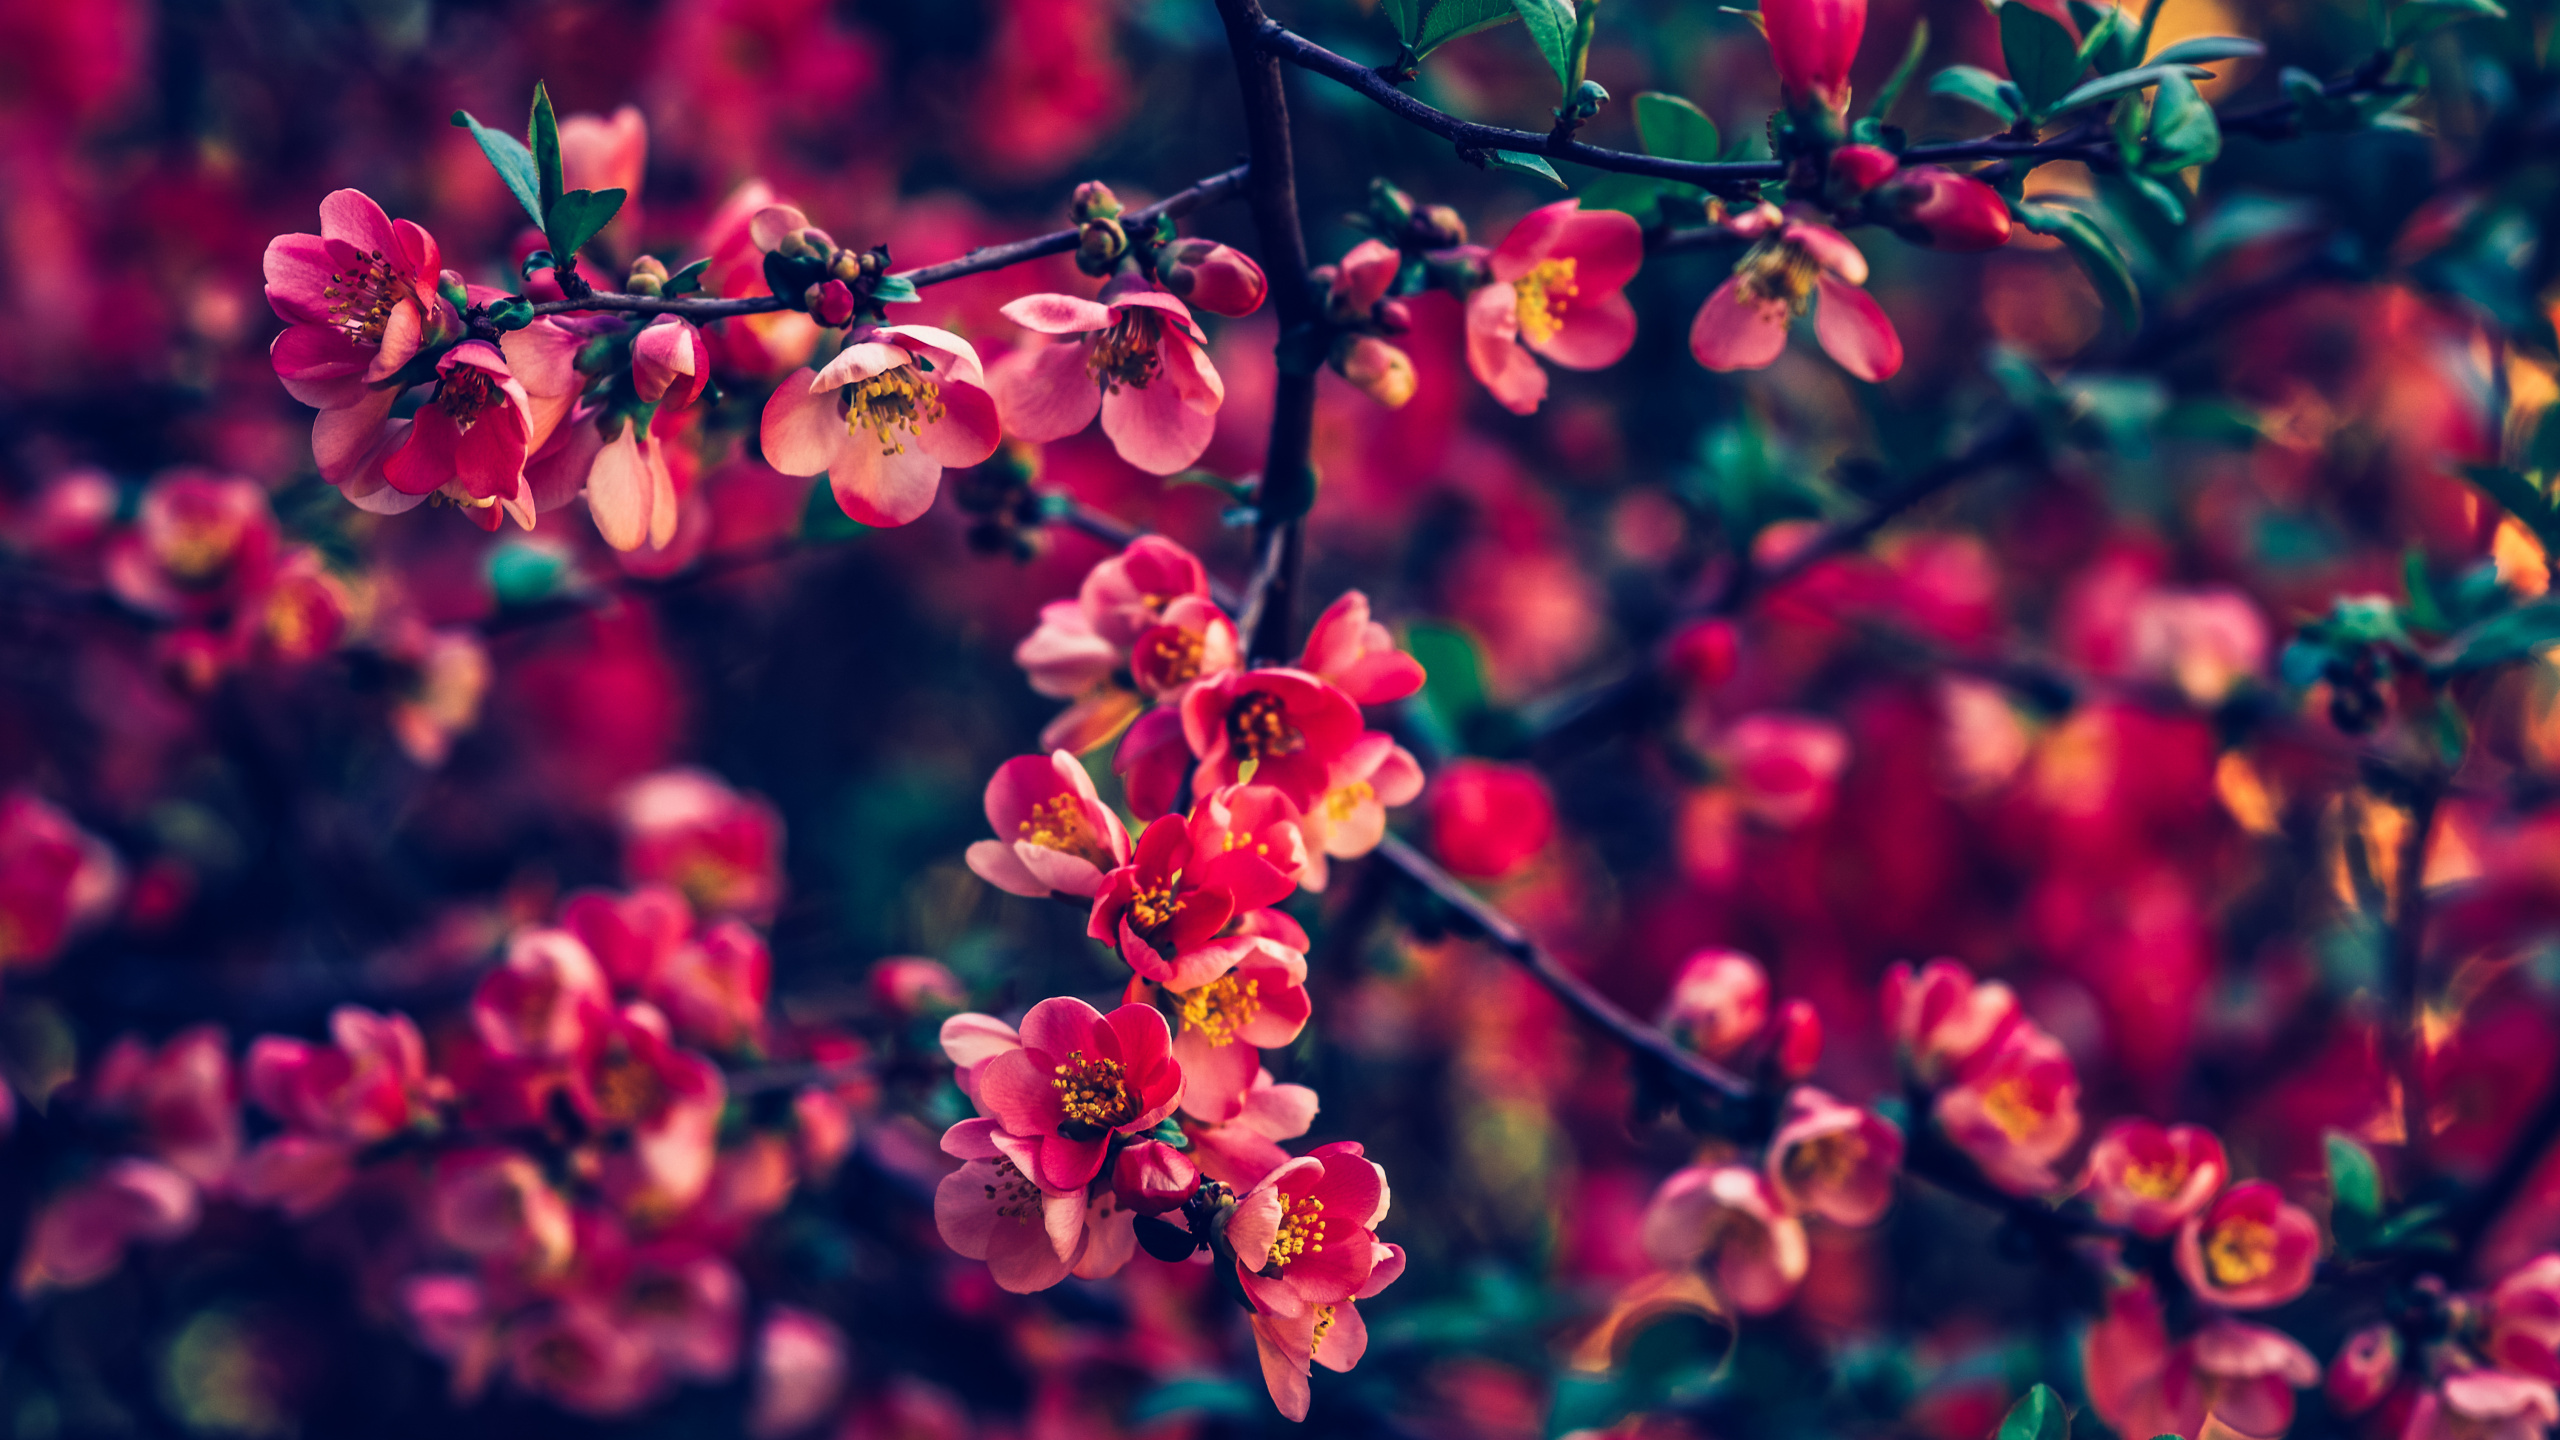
1532, 288, 1636, 370
1001, 293, 1116, 335
991, 341, 1104, 443
759, 369, 845, 478
1813, 274, 1903, 381
1688, 278, 1791, 372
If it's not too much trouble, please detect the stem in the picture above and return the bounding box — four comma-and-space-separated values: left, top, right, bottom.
2387, 781, 2441, 1174
526, 165, 1251, 321
1212, 0, 1321, 665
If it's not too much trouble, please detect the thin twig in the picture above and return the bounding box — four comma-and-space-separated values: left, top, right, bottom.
526, 165, 1251, 321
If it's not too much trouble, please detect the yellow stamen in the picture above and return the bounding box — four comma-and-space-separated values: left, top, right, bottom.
1087, 310, 1164, 393
1052, 1049, 1137, 1131
1225, 691, 1304, 765
2206, 1216, 2277, 1286
842, 364, 945, 455
1144, 627, 1206, 686
1128, 871, 1184, 940
1266, 1192, 1327, 1270
1512, 257, 1580, 346
1733, 238, 1825, 316
321, 248, 404, 347
2121, 1159, 2190, 1200
1178, 973, 1264, 1048
1323, 781, 1375, 824
1017, 795, 1110, 867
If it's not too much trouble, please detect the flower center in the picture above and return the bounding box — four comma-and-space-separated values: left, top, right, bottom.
323, 248, 405, 347
1225, 691, 1305, 765
154, 513, 248, 585
2206, 1216, 2278, 1286
841, 365, 944, 455
1783, 1130, 1867, 1193
2122, 1158, 2190, 1200
1017, 795, 1110, 867
437, 365, 500, 433
1177, 973, 1263, 1048
589, 1043, 667, 1126
1310, 1304, 1339, 1349
1266, 1191, 1327, 1271
1143, 627, 1206, 687
1733, 239, 1825, 315
1051, 1048, 1137, 1133
1323, 780, 1375, 824
1127, 871, 1185, 941
1512, 257, 1579, 346
1087, 311, 1163, 392
1979, 1073, 2046, 1142
979, 1157, 1047, 1226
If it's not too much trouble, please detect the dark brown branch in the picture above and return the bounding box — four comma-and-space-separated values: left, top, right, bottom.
1214, 0, 1321, 665
526, 165, 1251, 321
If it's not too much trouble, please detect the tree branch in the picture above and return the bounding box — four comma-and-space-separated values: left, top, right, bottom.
526, 164, 1251, 321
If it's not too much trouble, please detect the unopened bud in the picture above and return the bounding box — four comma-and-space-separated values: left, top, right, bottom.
2325, 1325, 2399, 1416
1874, 166, 2013, 252
1325, 238, 1401, 323
1825, 142, 1901, 203
809, 279, 855, 326
775, 229, 812, 258
1071, 180, 1124, 222
1658, 949, 1769, 1062
796, 226, 837, 261
1414, 204, 1469, 248
1771, 999, 1823, 1080
1076, 216, 1128, 274
1423, 244, 1491, 293
868, 957, 966, 1018
1666, 618, 1741, 690
1366, 178, 1417, 233
1375, 298, 1413, 334
1157, 237, 1267, 318
858, 249, 885, 276
829, 251, 864, 283
1111, 1140, 1201, 1216
1332, 335, 1416, 409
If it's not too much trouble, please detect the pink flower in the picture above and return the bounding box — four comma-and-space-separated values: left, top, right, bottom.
2494, 1255, 2560, 1383
1169, 935, 1312, 1122
1179, 669, 1367, 812
1881, 958, 2023, 1085
1933, 1023, 2082, 1195
507, 1301, 663, 1417
1228, 1141, 1394, 1317
612, 1243, 744, 1382
1157, 237, 1268, 318
574, 1005, 728, 1216
1763, 0, 1865, 114
1087, 788, 1305, 987
1638, 1164, 1809, 1314
1296, 733, 1425, 890
761, 323, 1001, 527
1689, 211, 1901, 382
1426, 759, 1558, 880
1130, 595, 1241, 701
1187, 1067, 1321, 1189
429, 1147, 576, 1276
102, 472, 279, 620
402, 1275, 501, 1402
620, 768, 786, 923
1716, 712, 1851, 828
646, 919, 770, 1054
14, 1158, 201, 1296
88, 1025, 239, 1189
2329, 1324, 2402, 1417
245, 1004, 434, 1144
1014, 535, 1219, 721
1249, 1243, 1406, 1422
0, 792, 121, 974
2175, 1181, 2322, 1311
1765, 1086, 1904, 1226
2167, 1319, 2323, 1438
471, 927, 611, 1063
559, 885, 695, 992
264, 189, 450, 413
935, 1121, 1136, 1291
994, 278, 1227, 474
2081, 1120, 2229, 1238
585, 417, 682, 554
966, 996, 1182, 1192
1657, 949, 1772, 1062
747, 1308, 848, 1439
1464, 201, 1644, 415
1298, 590, 1426, 704
633, 316, 708, 409
2084, 1276, 2179, 1440
558, 104, 648, 232
2408, 1372, 2560, 1440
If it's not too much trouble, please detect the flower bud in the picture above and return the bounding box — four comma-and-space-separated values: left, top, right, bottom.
633, 315, 707, 408
1077, 216, 1128, 273
1427, 759, 1555, 878
1414, 203, 1470, 248
1826, 142, 1900, 201
1111, 1139, 1201, 1215
809, 279, 854, 327
1072, 180, 1124, 221
1375, 298, 1413, 334
1875, 166, 2013, 251
1325, 238, 1403, 324
1332, 335, 1416, 409
626, 255, 668, 296
1666, 618, 1741, 690
828, 250, 864, 283
795, 226, 837, 261
775, 229, 812, 259
869, 957, 966, 1018
2327, 1324, 2401, 1416
1424, 244, 1491, 292
1158, 238, 1267, 317
1366, 178, 1418, 233
1771, 999, 1822, 1079
1658, 950, 1770, 1062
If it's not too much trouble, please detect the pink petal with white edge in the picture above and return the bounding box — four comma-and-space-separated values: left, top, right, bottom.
991, 341, 1103, 443
1786, 220, 1869, 285
1101, 369, 1216, 475
1106, 288, 1208, 344
1813, 274, 1903, 382
1688, 278, 1791, 372
828, 437, 944, 528
877, 324, 989, 388
965, 839, 1051, 897
1001, 292, 1116, 335
1465, 286, 1548, 415
760, 369, 847, 478
317, 188, 399, 253
587, 428, 655, 551
812, 341, 917, 391
917, 377, 1003, 469
1532, 288, 1637, 370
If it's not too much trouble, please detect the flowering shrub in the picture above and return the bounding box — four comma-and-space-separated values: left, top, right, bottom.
9, 0, 2560, 1434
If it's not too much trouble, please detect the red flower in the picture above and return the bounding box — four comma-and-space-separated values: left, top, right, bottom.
761, 323, 1001, 527
471, 927, 612, 1064
1933, 1023, 2083, 1195
1657, 949, 1770, 1062
1464, 201, 1644, 415
1690, 209, 1901, 381
995, 279, 1226, 474
1298, 590, 1426, 705
1426, 759, 1557, 880
14, 1158, 200, 1296
87, 1026, 239, 1189
1638, 1164, 1809, 1314
2409, 1372, 2560, 1440
574, 1004, 729, 1218
429, 1147, 576, 1277
102, 472, 279, 620
2175, 1181, 2321, 1310
0, 791, 120, 974
1179, 668, 1366, 812
1187, 1066, 1321, 1189
964, 749, 1134, 900
2081, 1120, 2229, 1238
1765, 1086, 1904, 1227
968, 996, 1182, 1192
1881, 958, 2023, 1086
1248, 1244, 1406, 1422
1169, 934, 1311, 1122
2493, 1255, 2560, 1383
1228, 1140, 1394, 1316
1716, 711, 1851, 828
619, 768, 786, 923
2329, 1324, 2403, 1417
1087, 787, 1304, 988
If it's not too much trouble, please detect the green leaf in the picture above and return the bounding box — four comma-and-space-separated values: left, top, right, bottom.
1577, 171, 1675, 220
488, 539, 572, 607
1488, 148, 1567, 186
1384, 0, 1422, 43
2389, 0, 2505, 48
2000, 1, 2084, 117
2466, 466, 2560, 552
1511, 0, 1579, 93
2125, 171, 2188, 224
1930, 65, 2025, 123
1635, 91, 1719, 162
1999, 1385, 2070, 1440
2052, 62, 2213, 114
2014, 200, 2140, 333
1412, 0, 1521, 57
2147, 34, 2267, 63
2327, 1132, 2383, 1243
662, 257, 711, 297
545, 187, 627, 264
2369, 1201, 2453, 1251
871, 273, 921, 305
1867, 19, 1932, 121
531, 81, 565, 233
2144, 70, 2221, 169
2433, 600, 2560, 674
2072, 5, 2122, 72
449, 108, 545, 230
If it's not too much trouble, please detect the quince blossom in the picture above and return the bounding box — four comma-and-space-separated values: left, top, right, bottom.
761, 324, 1001, 527
1465, 200, 1643, 415
965, 749, 1134, 900
995, 278, 1227, 474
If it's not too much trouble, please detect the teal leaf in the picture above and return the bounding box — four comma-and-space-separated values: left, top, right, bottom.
2389, 0, 2505, 48
2144, 70, 2221, 169
1511, 0, 1579, 92
1576, 171, 1675, 220
2124, 171, 2188, 224
1413, 0, 1521, 56
2327, 1132, 2383, 1244
2000, 1, 2084, 116
871, 273, 921, 305
2013, 199, 2140, 333
662, 257, 711, 296
1866, 19, 1932, 121
1488, 148, 1567, 185
1634, 91, 1719, 162
1999, 1385, 2070, 1440
2052, 62, 2213, 114
2433, 601, 2560, 674
449, 109, 545, 230
2146, 34, 2267, 63
530, 81, 565, 232
1930, 65, 2026, 124
2072, 5, 2122, 72
545, 188, 627, 264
